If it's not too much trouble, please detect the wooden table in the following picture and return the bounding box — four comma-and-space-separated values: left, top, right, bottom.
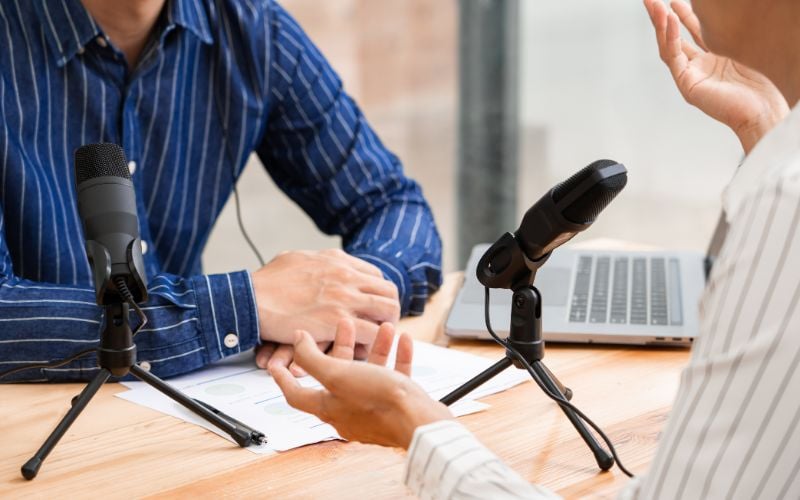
0, 272, 689, 499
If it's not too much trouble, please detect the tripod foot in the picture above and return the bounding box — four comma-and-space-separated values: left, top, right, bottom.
21, 458, 42, 480
594, 449, 614, 471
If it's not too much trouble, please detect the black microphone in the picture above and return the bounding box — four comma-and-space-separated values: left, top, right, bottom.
74, 143, 148, 305
478, 159, 627, 288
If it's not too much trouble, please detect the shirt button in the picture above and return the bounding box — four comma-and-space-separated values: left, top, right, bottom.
139, 361, 151, 372
77, 46, 85, 55
128, 160, 137, 175
96, 36, 108, 48
224, 333, 239, 349
141, 240, 149, 255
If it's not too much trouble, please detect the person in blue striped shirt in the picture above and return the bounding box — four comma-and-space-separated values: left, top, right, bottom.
0, 0, 442, 382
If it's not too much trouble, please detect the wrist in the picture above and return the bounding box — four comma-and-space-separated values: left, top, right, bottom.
735, 109, 789, 155
397, 384, 453, 449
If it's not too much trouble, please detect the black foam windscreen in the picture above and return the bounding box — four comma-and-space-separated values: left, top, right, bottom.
74, 143, 131, 185
552, 159, 627, 224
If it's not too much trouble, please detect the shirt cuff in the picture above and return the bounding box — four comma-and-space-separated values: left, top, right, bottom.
404, 420, 560, 500
191, 270, 260, 362
350, 250, 442, 316
404, 420, 493, 499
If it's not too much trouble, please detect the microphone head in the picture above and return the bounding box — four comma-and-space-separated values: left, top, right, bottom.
74, 143, 131, 185
552, 159, 627, 224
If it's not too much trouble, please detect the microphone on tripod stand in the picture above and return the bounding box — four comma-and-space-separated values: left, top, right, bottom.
442, 159, 633, 475
20, 143, 265, 481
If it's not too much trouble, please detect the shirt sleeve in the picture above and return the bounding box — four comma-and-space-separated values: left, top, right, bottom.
256, 2, 442, 316
404, 420, 562, 500
0, 208, 260, 383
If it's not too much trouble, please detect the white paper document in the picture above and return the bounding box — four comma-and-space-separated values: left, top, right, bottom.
116, 341, 529, 454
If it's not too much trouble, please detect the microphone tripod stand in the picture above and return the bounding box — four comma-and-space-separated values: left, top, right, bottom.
21, 292, 265, 480
440, 233, 614, 471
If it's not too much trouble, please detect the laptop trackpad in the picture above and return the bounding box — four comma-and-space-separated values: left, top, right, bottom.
463, 266, 571, 307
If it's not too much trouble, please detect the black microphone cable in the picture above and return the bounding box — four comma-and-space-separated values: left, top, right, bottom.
0, 347, 97, 382
0, 278, 150, 382
113, 276, 148, 337
483, 286, 635, 478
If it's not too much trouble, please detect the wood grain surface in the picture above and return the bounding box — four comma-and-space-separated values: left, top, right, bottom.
0, 272, 689, 499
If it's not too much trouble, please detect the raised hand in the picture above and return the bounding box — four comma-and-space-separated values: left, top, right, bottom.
270, 319, 452, 449
644, 0, 789, 154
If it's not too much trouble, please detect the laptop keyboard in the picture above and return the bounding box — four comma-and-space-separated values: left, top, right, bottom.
569, 255, 684, 326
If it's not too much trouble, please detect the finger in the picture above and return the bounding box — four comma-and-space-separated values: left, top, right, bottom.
255, 342, 277, 369
352, 317, 381, 345
271, 364, 325, 416
289, 361, 308, 377
663, 11, 689, 78
680, 39, 701, 60
367, 322, 396, 367
644, 0, 668, 57
352, 293, 401, 324
357, 277, 399, 301
354, 343, 369, 360
290, 342, 330, 375
329, 318, 357, 360
291, 330, 347, 384
321, 248, 384, 278
670, 0, 708, 51
266, 344, 295, 372
394, 332, 414, 376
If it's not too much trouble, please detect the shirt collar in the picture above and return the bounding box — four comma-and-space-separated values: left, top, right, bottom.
38, 0, 102, 68
38, 0, 213, 68
722, 102, 800, 220
167, 0, 214, 46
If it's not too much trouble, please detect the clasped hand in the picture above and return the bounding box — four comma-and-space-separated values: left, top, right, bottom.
251, 248, 401, 375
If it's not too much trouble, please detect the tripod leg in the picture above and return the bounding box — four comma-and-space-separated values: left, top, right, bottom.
129, 365, 256, 447
21, 368, 112, 480
532, 361, 614, 471
440, 357, 513, 406
538, 363, 573, 401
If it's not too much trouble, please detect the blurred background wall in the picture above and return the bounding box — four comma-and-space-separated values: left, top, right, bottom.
203, 0, 742, 276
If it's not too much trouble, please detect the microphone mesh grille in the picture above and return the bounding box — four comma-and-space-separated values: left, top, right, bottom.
74, 143, 131, 184
553, 159, 627, 224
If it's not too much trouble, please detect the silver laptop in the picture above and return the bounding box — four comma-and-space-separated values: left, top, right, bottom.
446, 216, 728, 346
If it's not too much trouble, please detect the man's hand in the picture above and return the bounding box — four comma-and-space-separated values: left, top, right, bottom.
252, 249, 399, 375
252, 248, 400, 344
270, 319, 453, 449
644, 0, 789, 154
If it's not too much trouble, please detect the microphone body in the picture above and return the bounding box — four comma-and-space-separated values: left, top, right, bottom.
74, 143, 148, 305
477, 159, 627, 289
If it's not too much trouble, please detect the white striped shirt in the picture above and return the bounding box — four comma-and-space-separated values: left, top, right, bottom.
405, 104, 800, 500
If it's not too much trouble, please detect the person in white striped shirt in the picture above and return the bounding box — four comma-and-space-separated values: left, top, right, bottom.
270, 0, 800, 498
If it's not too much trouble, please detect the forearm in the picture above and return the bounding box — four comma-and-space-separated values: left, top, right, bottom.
346, 189, 442, 317
405, 420, 561, 500
0, 270, 259, 382
257, 3, 442, 316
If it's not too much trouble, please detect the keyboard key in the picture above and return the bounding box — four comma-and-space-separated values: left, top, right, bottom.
590, 257, 610, 323
610, 257, 629, 324
669, 258, 684, 326
569, 256, 592, 322
630, 258, 647, 324
651, 258, 668, 325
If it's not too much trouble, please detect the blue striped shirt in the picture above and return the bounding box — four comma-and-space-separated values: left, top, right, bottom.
0, 0, 442, 382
